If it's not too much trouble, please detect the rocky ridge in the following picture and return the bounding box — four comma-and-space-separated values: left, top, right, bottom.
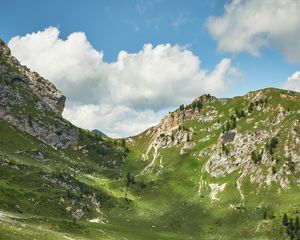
0, 39, 78, 148
136, 94, 217, 174
131, 88, 300, 201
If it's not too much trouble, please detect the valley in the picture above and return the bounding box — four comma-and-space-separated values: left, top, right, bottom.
0, 38, 300, 240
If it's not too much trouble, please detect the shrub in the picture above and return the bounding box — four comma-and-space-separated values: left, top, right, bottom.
251, 151, 262, 164
266, 137, 278, 154
235, 109, 246, 118
248, 102, 254, 112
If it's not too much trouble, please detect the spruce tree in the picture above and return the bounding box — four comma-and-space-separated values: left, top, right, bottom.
126, 172, 131, 186
121, 138, 126, 147
295, 216, 299, 231
263, 211, 267, 219
197, 101, 203, 109
288, 219, 295, 236
283, 213, 289, 226
295, 216, 300, 238
131, 175, 135, 184
248, 102, 254, 112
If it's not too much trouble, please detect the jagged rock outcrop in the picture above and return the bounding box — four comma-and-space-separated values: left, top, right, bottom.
133, 88, 300, 200
0, 39, 78, 148
139, 94, 218, 174
0, 39, 65, 114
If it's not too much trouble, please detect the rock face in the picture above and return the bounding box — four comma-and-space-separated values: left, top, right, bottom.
139, 94, 216, 174
0, 39, 78, 148
220, 131, 236, 143
0, 39, 65, 115
133, 87, 300, 201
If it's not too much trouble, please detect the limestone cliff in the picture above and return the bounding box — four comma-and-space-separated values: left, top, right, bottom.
0, 39, 78, 148
130, 88, 300, 199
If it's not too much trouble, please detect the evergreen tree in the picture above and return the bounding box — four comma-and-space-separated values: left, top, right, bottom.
266, 137, 279, 154
126, 172, 131, 186
248, 102, 254, 112
295, 228, 300, 240
197, 101, 203, 109
251, 151, 256, 162
187, 134, 190, 142
295, 216, 300, 234
283, 213, 289, 226
121, 139, 126, 147
235, 109, 246, 118
131, 175, 136, 184
222, 125, 225, 133
263, 211, 268, 219
290, 233, 295, 240
191, 102, 197, 110
240, 110, 246, 118
270, 137, 279, 148
288, 219, 295, 236
251, 151, 261, 164
230, 115, 237, 129
28, 114, 33, 128
225, 122, 231, 132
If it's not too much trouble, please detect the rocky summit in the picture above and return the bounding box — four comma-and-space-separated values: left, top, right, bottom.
0, 39, 78, 148
0, 38, 300, 240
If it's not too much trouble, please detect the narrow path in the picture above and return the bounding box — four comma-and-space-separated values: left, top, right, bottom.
236, 172, 246, 203
141, 145, 159, 174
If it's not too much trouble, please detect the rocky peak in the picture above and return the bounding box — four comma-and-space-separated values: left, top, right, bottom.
0, 38, 78, 148
192, 93, 217, 104
133, 87, 300, 196
0, 38, 65, 115
0, 39, 11, 55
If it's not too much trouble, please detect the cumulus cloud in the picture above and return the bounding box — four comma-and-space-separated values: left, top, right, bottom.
8, 26, 240, 137
207, 0, 300, 63
63, 104, 164, 138
9, 27, 108, 104
282, 72, 300, 92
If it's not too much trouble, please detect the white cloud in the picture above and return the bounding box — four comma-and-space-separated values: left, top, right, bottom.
207, 0, 300, 63
9, 27, 108, 104
8, 26, 240, 137
63, 104, 164, 138
282, 72, 300, 92
204, 58, 241, 94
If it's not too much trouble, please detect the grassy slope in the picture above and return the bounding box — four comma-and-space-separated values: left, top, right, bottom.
0, 118, 132, 239
0, 88, 300, 239
123, 88, 300, 240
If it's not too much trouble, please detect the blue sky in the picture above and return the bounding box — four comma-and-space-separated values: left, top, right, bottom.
1, 0, 300, 137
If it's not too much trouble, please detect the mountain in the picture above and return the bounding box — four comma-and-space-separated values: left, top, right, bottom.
124, 88, 300, 239
0, 38, 300, 240
92, 129, 108, 138
0, 39, 129, 239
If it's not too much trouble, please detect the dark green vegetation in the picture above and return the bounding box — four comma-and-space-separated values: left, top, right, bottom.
1, 39, 300, 240
282, 213, 300, 239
